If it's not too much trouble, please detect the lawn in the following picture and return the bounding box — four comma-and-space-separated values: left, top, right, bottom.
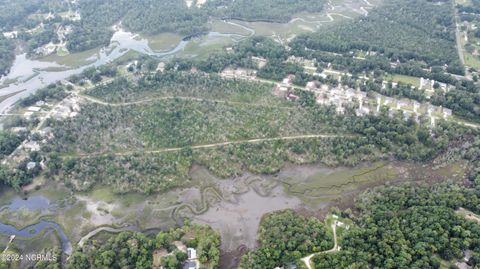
465, 53, 480, 69
181, 35, 235, 59
385, 74, 421, 87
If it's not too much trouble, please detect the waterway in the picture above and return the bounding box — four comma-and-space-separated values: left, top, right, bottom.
0, 193, 72, 254
0, 27, 252, 115
0, 195, 52, 212
0, 220, 72, 255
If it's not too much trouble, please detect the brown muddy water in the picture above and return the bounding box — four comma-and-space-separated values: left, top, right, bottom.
0, 160, 466, 269
177, 160, 467, 268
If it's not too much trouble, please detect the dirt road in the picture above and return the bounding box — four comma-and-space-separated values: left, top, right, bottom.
301, 223, 339, 269
70, 134, 350, 158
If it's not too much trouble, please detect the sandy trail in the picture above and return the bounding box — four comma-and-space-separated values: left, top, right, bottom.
301, 223, 339, 269
76, 93, 295, 110
70, 134, 350, 158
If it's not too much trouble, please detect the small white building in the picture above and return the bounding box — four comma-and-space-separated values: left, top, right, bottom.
28, 106, 41, 112
156, 62, 165, 72
26, 162, 37, 170
443, 108, 452, 119
2, 31, 18, 39
23, 141, 40, 152
35, 101, 46, 106
10, 127, 28, 133
187, 248, 197, 260
251, 56, 267, 69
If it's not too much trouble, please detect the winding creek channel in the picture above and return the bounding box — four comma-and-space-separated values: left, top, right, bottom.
0, 26, 254, 115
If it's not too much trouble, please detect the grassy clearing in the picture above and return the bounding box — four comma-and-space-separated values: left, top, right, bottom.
432, 161, 467, 177
459, 31, 480, 69
181, 35, 235, 58
83, 186, 148, 207
0, 78, 20, 88
283, 162, 399, 205
325, 213, 353, 245
440, 258, 454, 269
51, 201, 89, 242
56, 47, 69, 56
111, 50, 142, 65
456, 207, 480, 224
464, 52, 480, 69
0, 188, 19, 207
233, 20, 296, 39
40, 47, 100, 67
143, 32, 182, 51
0, 208, 45, 229
35, 183, 71, 201
385, 74, 421, 87
285, 162, 395, 192
455, 0, 472, 5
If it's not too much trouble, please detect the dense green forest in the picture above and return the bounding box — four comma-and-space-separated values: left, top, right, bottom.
68, 223, 220, 269
0, 0, 42, 30
170, 36, 309, 82
0, 35, 15, 76
85, 71, 285, 104
68, 0, 209, 52
235, 183, 480, 268
0, 0, 72, 67
0, 130, 39, 188
0, 0, 69, 30
311, 184, 480, 268
457, 0, 480, 14
68, 0, 325, 52
43, 69, 477, 193
291, 0, 463, 74
19, 83, 69, 107
0, 154, 42, 189
240, 210, 333, 268
56, 111, 472, 193
207, 0, 324, 22
71, 0, 246, 51
0, 131, 25, 157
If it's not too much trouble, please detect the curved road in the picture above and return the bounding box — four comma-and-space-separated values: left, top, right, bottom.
301, 223, 339, 269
